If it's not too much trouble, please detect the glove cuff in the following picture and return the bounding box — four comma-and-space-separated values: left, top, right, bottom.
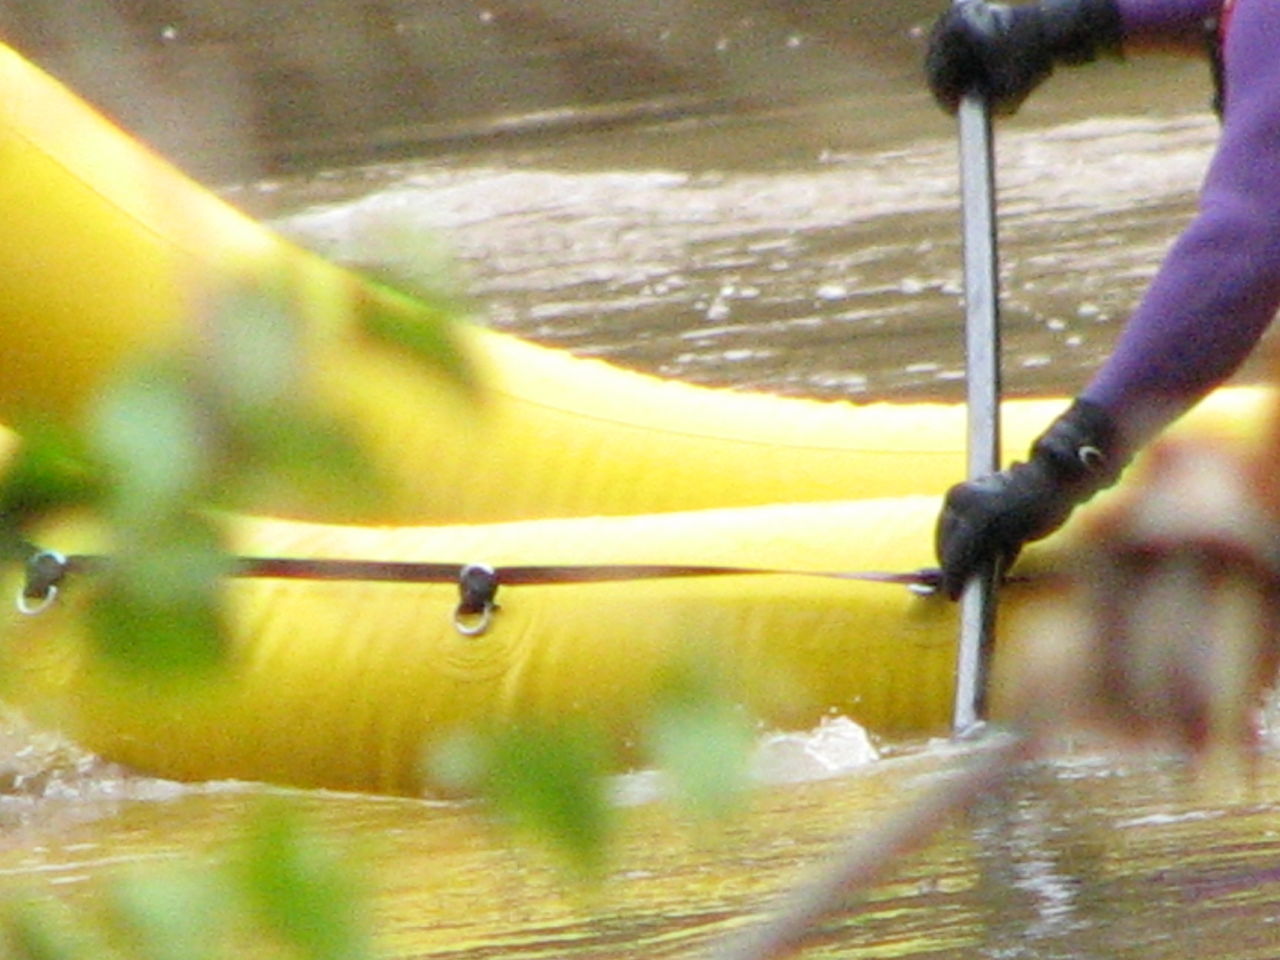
1038, 0, 1124, 64
1030, 397, 1128, 494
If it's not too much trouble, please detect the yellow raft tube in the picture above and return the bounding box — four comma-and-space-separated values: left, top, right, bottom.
0, 40, 1271, 524
3, 497, 1038, 796
0, 426, 1262, 798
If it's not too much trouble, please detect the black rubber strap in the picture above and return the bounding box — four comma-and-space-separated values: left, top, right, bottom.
23, 550, 943, 595
226, 556, 943, 589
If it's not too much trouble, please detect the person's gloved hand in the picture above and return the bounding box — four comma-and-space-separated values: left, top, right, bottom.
925, 0, 1124, 115
936, 398, 1126, 599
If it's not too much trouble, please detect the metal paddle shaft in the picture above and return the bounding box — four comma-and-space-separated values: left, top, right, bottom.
953, 90, 1002, 733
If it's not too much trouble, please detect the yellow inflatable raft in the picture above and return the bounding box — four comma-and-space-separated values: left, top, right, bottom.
0, 42, 1274, 797
1, 40, 1271, 524
0, 419, 1262, 798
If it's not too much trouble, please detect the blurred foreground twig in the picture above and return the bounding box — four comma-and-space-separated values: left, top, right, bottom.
713, 731, 1033, 960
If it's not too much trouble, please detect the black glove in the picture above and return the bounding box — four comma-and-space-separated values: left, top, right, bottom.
925, 0, 1124, 115
936, 398, 1126, 599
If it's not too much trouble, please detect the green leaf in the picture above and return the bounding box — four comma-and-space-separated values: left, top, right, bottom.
229, 406, 379, 516
100, 865, 230, 960
87, 518, 231, 677
484, 723, 614, 878
235, 800, 372, 960
1, 899, 99, 960
79, 357, 232, 678
0, 423, 101, 554
203, 286, 305, 415
359, 284, 475, 392
89, 361, 214, 526
338, 213, 477, 331
197, 287, 381, 514
648, 652, 752, 821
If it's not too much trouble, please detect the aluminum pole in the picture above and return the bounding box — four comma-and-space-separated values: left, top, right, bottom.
952, 89, 1002, 734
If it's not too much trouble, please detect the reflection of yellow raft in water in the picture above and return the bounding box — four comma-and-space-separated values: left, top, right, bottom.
2, 41, 1279, 796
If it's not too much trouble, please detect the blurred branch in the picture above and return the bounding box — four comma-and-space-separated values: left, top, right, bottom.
711, 731, 1032, 960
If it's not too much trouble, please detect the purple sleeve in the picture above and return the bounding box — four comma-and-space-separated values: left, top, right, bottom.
1115, 0, 1221, 37
1081, 0, 1280, 448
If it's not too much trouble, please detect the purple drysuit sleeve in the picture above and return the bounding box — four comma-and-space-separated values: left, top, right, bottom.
1115, 0, 1220, 38
1081, 0, 1280, 449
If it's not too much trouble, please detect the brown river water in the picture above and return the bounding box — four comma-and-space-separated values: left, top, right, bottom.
5, 5, 1280, 958
261, 58, 1228, 404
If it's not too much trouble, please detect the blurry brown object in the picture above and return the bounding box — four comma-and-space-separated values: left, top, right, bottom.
1012, 426, 1280, 769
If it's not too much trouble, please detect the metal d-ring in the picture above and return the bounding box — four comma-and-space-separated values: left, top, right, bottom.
453, 563, 499, 637
16, 582, 58, 616
16, 549, 68, 616
453, 603, 495, 637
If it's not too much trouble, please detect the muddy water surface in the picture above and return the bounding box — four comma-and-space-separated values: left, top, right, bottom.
262, 57, 1224, 402
6, 740, 1280, 960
